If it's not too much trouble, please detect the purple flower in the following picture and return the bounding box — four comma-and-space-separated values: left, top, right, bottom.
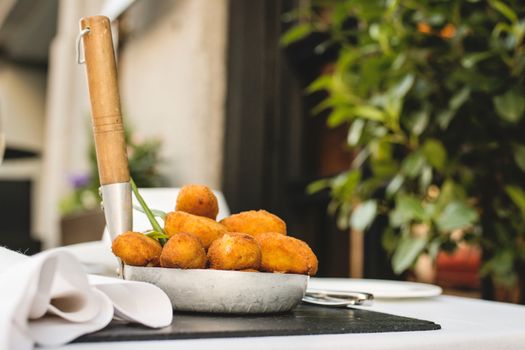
70, 174, 91, 189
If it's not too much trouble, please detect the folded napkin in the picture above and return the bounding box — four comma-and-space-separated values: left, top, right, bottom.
0, 247, 173, 350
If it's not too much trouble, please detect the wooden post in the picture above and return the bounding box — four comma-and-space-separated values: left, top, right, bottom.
79, 16, 129, 185
349, 229, 364, 278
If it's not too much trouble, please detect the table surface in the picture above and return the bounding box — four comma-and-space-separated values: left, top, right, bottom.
51, 289, 525, 350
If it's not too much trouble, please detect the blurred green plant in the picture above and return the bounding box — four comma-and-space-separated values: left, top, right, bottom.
283, 0, 525, 287
60, 126, 167, 215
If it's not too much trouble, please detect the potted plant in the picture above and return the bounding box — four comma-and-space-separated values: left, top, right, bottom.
282, 0, 525, 302
60, 126, 166, 245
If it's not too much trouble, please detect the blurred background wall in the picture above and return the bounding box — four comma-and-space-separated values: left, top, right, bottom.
119, 0, 227, 188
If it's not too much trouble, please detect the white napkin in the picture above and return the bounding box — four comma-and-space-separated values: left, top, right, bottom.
0, 247, 173, 350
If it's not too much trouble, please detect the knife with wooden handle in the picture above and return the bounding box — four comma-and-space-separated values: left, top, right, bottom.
79, 15, 132, 242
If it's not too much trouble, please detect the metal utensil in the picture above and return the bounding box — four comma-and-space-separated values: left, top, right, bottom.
79, 16, 132, 242
303, 289, 374, 307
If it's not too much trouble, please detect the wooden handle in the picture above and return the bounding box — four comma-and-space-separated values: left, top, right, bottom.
80, 16, 129, 185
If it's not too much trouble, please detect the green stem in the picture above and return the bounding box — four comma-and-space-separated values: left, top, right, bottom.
130, 178, 165, 234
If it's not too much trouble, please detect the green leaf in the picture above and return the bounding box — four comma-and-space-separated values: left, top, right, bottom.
336, 201, 352, 230
306, 75, 332, 94
428, 13, 445, 26
145, 231, 169, 246
352, 106, 385, 121
424, 202, 437, 219
350, 200, 378, 231
493, 88, 525, 123
133, 204, 167, 220
146, 230, 169, 240
312, 98, 335, 115
331, 170, 361, 202
351, 148, 370, 169
512, 144, 525, 172
489, 0, 518, 23
436, 109, 455, 129
492, 22, 513, 38
130, 178, 165, 234
370, 139, 392, 161
392, 236, 428, 274
280, 23, 312, 46
371, 159, 398, 178
428, 238, 441, 260
505, 185, 525, 219
401, 152, 425, 178
390, 194, 426, 227
384, 95, 402, 123
419, 166, 433, 192
434, 179, 456, 214
404, 109, 429, 136
392, 52, 406, 70
382, 227, 398, 254
307, 179, 330, 194
422, 139, 447, 171
513, 21, 525, 45
327, 108, 353, 127
327, 200, 339, 216
347, 119, 365, 146
436, 201, 478, 232
386, 175, 404, 198
461, 52, 493, 69
358, 177, 384, 198
449, 87, 470, 111
392, 74, 415, 98
369, 23, 381, 40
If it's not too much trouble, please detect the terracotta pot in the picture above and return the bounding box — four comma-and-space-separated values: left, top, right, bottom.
435, 245, 481, 289
60, 209, 105, 246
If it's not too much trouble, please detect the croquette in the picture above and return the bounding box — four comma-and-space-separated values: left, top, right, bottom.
254, 232, 318, 275
160, 232, 207, 269
111, 231, 162, 267
164, 211, 227, 249
220, 210, 286, 236
176, 184, 219, 220
207, 232, 261, 270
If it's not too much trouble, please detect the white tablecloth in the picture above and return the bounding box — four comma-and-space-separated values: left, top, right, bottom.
50, 292, 525, 350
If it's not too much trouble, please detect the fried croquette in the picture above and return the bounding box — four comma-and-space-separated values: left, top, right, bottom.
176, 184, 219, 220
254, 232, 318, 275
207, 232, 261, 270
164, 211, 227, 249
160, 232, 207, 269
219, 210, 287, 236
111, 231, 162, 267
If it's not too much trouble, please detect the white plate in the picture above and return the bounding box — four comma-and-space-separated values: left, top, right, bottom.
308, 278, 442, 299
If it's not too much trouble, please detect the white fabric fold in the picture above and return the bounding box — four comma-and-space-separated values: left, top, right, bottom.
89, 275, 173, 328
0, 247, 173, 350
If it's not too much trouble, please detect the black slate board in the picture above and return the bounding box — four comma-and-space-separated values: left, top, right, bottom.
75, 304, 440, 343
